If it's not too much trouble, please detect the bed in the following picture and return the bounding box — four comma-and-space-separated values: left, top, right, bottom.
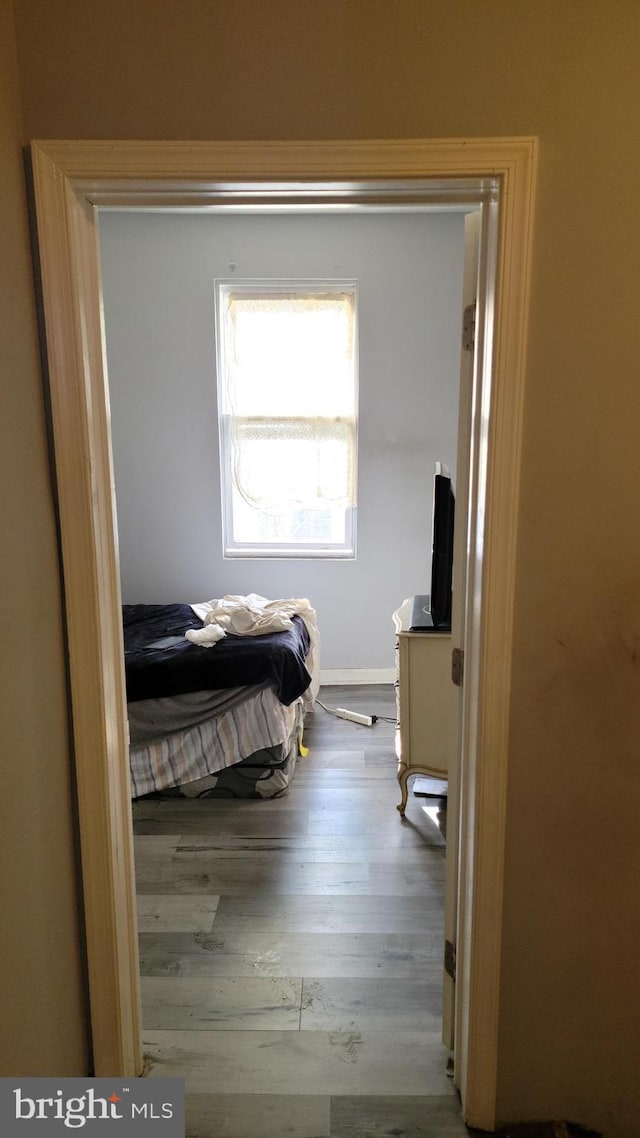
124, 596, 318, 800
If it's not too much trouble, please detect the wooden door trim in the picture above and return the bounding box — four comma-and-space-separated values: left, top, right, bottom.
30, 137, 537, 1123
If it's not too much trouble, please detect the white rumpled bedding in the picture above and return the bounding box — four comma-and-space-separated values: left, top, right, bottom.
189, 593, 320, 700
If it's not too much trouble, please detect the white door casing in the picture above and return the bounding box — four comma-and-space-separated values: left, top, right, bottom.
441, 208, 483, 1056
30, 138, 537, 1128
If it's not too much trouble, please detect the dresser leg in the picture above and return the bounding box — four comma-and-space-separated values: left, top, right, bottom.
396, 764, 410, 816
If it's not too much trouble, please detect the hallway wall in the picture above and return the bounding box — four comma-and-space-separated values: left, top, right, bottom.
0, 0, 88, 1076
8, 1, 640, 1130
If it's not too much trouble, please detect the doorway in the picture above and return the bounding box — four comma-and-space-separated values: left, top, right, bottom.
99, 198, 474, 1109
30, 136, 537, 1131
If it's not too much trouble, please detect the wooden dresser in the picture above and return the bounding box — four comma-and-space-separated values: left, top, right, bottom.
395, 630, 457, 815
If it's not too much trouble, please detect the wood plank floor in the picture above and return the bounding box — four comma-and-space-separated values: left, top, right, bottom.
133, 685, 473, 1137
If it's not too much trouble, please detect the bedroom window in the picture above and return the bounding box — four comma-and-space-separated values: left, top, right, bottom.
215, 280, 358, 558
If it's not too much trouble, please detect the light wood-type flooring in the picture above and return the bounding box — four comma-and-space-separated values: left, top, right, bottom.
133, 685, 473, 1137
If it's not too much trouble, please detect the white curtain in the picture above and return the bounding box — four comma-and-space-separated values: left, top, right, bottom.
221, 290, 357, 512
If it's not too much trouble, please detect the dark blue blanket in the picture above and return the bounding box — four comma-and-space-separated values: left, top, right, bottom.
123, 604, 311, 706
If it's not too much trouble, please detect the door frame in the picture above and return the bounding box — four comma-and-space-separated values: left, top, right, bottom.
30, 137, 537, 1128
441, 207, 482, 1057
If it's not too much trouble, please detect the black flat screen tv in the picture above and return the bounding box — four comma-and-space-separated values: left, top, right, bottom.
410, 462, 455, 632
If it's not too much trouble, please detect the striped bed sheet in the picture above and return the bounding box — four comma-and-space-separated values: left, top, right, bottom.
129, 683, 304, 799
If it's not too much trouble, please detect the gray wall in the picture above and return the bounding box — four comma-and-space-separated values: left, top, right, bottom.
99, 211, 464, 670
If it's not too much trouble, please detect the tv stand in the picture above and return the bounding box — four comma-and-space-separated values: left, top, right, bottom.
394, 629, 457, 816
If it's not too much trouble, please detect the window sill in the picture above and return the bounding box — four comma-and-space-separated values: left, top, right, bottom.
223, 547, 356, 560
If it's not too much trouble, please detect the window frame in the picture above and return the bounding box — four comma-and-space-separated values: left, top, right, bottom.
214, 278, 359, 559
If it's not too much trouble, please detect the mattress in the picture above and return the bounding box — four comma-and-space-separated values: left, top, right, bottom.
128, 684, 268, 747
129, 673, 306, 799
133, 717, 302, 800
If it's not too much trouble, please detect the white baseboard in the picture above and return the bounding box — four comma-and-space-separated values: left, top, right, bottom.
319, 668, 396, 686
